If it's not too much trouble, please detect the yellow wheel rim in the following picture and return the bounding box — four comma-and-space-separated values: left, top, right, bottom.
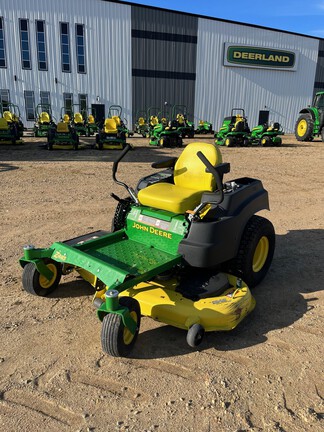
253, 236, 269, 272
297, 119, 307, 136
39, 263, 57, 289
225, 138, 230, 146
159, 138, 164, 146
261, 138, 266, 145
123, 311, 137, 345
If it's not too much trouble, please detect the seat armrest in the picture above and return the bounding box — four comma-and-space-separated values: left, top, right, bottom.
151, 157, 177, 169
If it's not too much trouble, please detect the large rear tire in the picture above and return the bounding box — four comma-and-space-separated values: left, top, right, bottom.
226, 215, 275, 288
294, 114, 314, 141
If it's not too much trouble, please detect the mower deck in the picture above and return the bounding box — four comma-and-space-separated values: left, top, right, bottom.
119, 274, 255, 332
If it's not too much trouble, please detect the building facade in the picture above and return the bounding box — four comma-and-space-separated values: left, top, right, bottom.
0, 0, 322, 132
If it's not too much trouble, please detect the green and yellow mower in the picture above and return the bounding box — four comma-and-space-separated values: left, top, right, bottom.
249, 121, 284, 146
33, 104, 55, 137
215, 108, 250, 147
195, 119, 214, 134
20, 142, 275, 357
46, 121, 79, 150
0, 102, 24, 141
295, 91, 324, 141
134, 110, 149, 137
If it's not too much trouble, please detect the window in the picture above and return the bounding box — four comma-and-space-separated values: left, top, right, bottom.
0, 17, 7, 68
35, 20, 47, 71
78, 94, 87, 114
60, 22, 71, 72
75, 24, 86, 73
63, 93, 73, 116
24, 91, 35, 120
19, 19, 31, 69
0, 89, 10, 109
40, 91, 50, 107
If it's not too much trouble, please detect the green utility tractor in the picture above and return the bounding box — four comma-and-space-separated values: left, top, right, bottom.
0, 102, 24, 138
134, 110, 149, 137
249, 122, 284, 146
215, 108, 250, 147
172, 105, 195, 138
295, 91, 324, 141
195, 120, 214, 135
20, 142, 275, 358
33, 104, 55, 137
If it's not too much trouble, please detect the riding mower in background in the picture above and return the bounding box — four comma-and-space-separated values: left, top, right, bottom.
86, 109, 99, 136
215, 108, 250, 147
0, 115, 22, 145
33, 104, 56, 137
70, 105, 88, 136
149, 118, 183, 147
172, 105, 195, 138
295, 91, 324, 141
0, 102, 25, 138
134, 110, 149, 137
249, 121, 284, 146
46, 121, 79, 150
195, 120, 214, 134
19, 141, 275, 357
95, 116, 127, 150
108, 105, 134, 138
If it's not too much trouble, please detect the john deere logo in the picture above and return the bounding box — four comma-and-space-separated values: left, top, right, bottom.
224, 43, 297, 70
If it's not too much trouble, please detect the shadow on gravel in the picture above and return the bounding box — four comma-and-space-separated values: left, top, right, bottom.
0, 162, 19, 172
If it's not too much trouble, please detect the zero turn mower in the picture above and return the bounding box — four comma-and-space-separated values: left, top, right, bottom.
20, 142, 275, 357
215, 108, 250, 147
33, 104, 55, 137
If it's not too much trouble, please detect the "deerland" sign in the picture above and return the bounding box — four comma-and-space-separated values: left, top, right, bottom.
224, 43, 298, 71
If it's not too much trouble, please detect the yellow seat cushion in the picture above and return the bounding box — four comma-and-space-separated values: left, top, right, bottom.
88, 114, 95, 124
138, 142, 222, 213
74, 112, 83, 124
0, 117, 9, 130
40, 112, 50, 123
104, 118, 117, 133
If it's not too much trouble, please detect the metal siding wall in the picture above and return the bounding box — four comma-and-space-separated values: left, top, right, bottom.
0, 0, 132, 127
313, 39, 324, 96
195, 19, 319, 133
131, 6, 198, 125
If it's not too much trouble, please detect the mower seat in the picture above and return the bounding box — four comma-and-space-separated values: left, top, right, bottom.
40, 112, 50, 124
88, 114, 95, 124
74, 113, 84, 124
63, 114, 70, 123
138, 117, 145, 126
104, 118, 118, 133
57, 122, 69, 133
138, 142, 222, 214
112, 116, 121, 127
3, 111, 13, 123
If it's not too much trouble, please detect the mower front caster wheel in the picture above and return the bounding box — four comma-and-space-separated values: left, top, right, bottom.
186, 324, 205, 348
101, 297, 141, 357
22, 259, 62, 296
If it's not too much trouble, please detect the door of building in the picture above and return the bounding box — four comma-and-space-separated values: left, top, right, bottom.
91, 104, 105, 128
258, 110, 270, 125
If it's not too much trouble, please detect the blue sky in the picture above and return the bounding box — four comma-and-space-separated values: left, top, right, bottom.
121, 0, 324, 38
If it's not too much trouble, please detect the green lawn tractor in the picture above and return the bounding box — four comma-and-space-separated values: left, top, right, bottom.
20, 141, 275, 357
215, 108, 250, 147
172, 105, 195, 138
195, 120, 214, 134
33, 104, 56, 137
0, 102, 25, 138
46, 121, 79, 150
249, 122, 284, 146
295, 91, 324, 141
149, 118, 183, 147
134, 110, 149, 137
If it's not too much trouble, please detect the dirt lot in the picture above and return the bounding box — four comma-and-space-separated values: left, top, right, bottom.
0, 134, 323, 432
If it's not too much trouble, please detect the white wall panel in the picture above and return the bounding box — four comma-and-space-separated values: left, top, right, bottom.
194, 19, 319, 132
0, 0, 132, 127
